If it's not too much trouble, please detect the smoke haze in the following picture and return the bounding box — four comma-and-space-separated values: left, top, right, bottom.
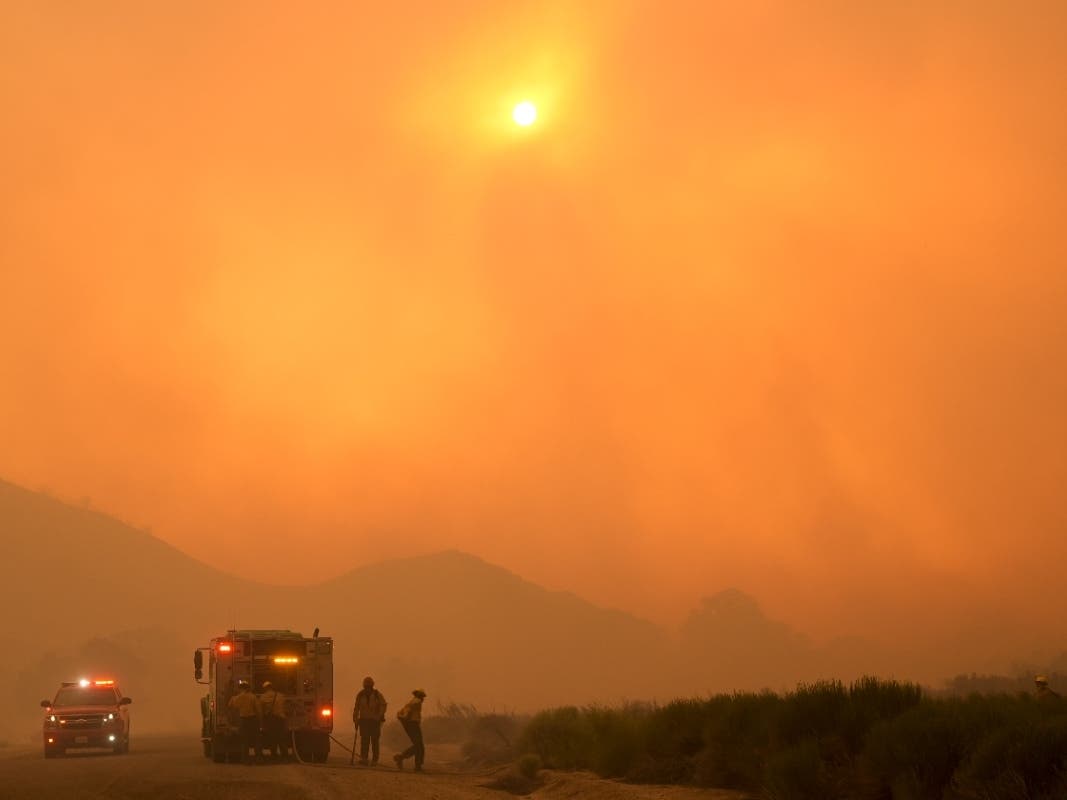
2, 2, 1066, 669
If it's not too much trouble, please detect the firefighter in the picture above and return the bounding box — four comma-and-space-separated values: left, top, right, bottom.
1035, 675, 1061, 702
393, 688, 426, 772
259, 681, 289, 761
353, 676, 387, 765
227, 680, 262, 764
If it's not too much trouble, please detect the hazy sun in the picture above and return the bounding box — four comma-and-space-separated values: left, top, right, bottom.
512, 101, 537, 127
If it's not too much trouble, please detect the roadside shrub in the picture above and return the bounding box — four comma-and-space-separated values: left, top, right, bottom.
575, 705, 641, 777
863, 700, 971, 799
407, 703, 529, 766
694, 691, 781, 790
424, 701, 481, 742
461, 713, 527, 765
458, 716, 524, 768
642, 698, 706, 756
518, 706, 593, 769
516, 752, 542, 779
485, 752, 545, 796
629, 698, 708, 783
954, 714, 1067, 800
486, 758, 545, 796
846, 676, 923, 755
761, 738, 837, 800
511, 682, 1061, 797
777, 681, 850, 746
850, 676, 923, 720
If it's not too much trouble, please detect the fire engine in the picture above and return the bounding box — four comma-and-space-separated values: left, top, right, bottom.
193, 629, 334, 762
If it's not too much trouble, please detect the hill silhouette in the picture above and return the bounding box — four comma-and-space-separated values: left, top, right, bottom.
1, 479, 884, 744
1, 480, 666, 740
314, 550, 668, 709
1, 479, 271, 647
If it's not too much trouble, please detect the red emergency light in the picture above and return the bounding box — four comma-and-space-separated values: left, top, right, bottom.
94, 680, 115, 686
320, 707, 332, 717
218, 643, 232, 653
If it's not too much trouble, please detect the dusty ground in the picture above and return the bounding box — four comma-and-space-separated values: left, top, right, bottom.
0, 734, 753, 800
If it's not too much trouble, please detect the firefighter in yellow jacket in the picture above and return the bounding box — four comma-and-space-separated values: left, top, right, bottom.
227, 681, 262, 764
353, 676, 387, 765
393, 688, 426, 772
258, 681, 288, 761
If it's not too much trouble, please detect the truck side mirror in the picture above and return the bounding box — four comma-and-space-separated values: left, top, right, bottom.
120, 697, 132, 705
194, 650, 203, 681
40, 699, 51, 708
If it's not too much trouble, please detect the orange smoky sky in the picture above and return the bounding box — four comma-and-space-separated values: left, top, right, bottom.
2, 2, 1065, 657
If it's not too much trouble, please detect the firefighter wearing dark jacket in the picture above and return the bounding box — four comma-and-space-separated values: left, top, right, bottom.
258, 681, 288, 761
352, 676, 387, 765
227, 681, 262, 763
393, 689, 426, 772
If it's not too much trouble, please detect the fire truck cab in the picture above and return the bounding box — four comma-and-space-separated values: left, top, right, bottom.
193, 629, 334, 762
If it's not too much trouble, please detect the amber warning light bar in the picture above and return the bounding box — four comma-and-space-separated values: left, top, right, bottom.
273, 656, 299, 665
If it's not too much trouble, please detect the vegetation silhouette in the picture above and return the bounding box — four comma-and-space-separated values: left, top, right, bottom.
514, 678, 1067, 799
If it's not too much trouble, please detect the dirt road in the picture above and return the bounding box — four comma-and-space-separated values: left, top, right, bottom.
0, 735, 752, 800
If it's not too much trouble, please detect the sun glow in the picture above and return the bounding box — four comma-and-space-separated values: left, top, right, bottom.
512, 101, 537, 126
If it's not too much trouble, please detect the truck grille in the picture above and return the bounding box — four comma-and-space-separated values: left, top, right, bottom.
58, 714, 108, 729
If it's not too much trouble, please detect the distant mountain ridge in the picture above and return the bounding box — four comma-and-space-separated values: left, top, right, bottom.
1, 477, 888, 742
0, 479, 661, 666
0, 479, 669, 738
1, 478, 270, 649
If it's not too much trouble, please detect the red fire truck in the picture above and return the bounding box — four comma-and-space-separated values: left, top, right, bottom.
193, 629, 334, 762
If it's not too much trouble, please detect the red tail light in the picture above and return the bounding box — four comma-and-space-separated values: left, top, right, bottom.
218, 644, 232, 653
320, 707, 332, 717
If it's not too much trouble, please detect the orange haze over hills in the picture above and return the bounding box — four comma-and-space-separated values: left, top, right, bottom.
2, 2, 1066, 664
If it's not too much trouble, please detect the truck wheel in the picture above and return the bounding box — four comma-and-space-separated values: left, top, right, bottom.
312, 733, 330, 762
211, 735, 227, 763
291, 732, 308, 762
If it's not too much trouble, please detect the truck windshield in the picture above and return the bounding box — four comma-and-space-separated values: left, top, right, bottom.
53, 687, 120, 707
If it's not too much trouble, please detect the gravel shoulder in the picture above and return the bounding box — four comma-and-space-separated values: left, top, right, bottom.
0, 734, 754, 800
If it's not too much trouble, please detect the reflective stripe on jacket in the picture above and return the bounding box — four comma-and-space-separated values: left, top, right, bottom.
228, 690, 261, 718
354, 688, 387, 721
260, 689, 286, 719
397, 696, 423, 723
